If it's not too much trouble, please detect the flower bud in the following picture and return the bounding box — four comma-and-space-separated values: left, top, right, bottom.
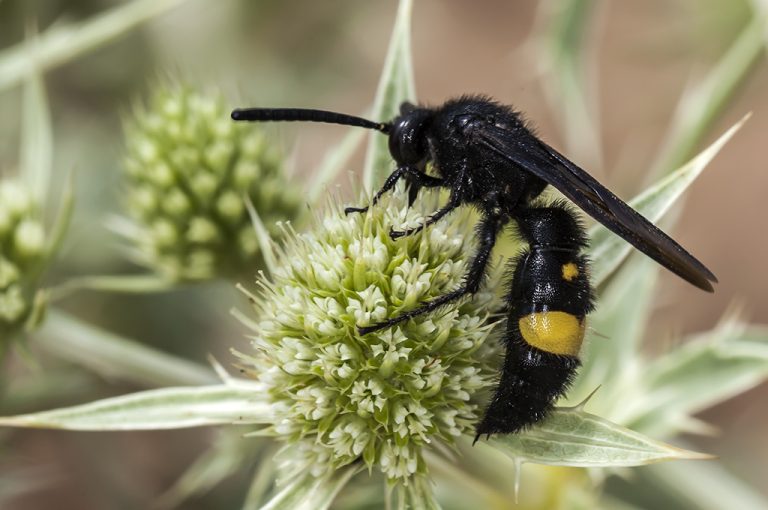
121, 84, 302, 281
0, 180, 48, 341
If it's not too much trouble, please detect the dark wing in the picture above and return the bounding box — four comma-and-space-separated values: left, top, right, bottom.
474, 123, 717, 292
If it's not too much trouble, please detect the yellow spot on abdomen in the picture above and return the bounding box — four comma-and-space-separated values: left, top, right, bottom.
518, 311, 585, 356
561, 262, 579, 281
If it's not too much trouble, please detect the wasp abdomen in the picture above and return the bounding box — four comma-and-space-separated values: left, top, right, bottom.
476, 204, 594, 437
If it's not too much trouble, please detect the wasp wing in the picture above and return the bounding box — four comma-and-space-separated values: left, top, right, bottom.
474, 124, 716, 291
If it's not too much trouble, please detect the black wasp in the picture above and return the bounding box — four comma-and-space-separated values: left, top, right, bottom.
231, 96, 716, 439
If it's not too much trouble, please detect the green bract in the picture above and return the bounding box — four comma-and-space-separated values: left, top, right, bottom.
121, 85, 302, 281
0, 179, 47, 341
238, 187, 501, 481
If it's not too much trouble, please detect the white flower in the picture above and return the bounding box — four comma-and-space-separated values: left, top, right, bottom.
238, 187, 500, 482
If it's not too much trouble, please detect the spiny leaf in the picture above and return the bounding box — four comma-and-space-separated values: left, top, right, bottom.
35, 310, 215, 387
0, 384, 268, 430
488, 407, 710, 467
244, 195, 278, 276
625, 319, 768, 436
308, 126, 367, 205
44, 173, 74, 265
571, 254, 658, 402
536, 0, 602, 170
260, 465, 361, 510
652, 12, 765, 175
243, 448, 277, 509
396, 475, 442, 510
588, 114, 749, 286
362, 0, 416, 190
0, 0, 191, 92
636, 459, 768, 510
426, 452, 511, 509
48, 275, 177, 299
21, 66, 52, 204
154, 431, 258, 510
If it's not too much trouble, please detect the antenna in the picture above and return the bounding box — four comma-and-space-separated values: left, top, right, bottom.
231, 108, 390, 134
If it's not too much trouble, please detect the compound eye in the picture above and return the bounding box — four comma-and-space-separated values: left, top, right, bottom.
389, 112, 429, 165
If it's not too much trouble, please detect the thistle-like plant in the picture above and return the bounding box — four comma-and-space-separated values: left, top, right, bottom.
1, 0, 767, 509
2, 138, 763, 507
119, 83, 302, 282
235, 187, 500, 483
0, 180, 48, 344
0, 69, 71, 351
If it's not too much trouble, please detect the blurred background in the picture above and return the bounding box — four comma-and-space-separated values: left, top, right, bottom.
0, 0, 766, 508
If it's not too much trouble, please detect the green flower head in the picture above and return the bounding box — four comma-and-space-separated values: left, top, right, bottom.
121, 84, 302, 282
0, 179, 48, 341
238, 187, 501, 482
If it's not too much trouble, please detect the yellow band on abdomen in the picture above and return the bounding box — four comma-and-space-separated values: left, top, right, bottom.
518, 311, 585, 356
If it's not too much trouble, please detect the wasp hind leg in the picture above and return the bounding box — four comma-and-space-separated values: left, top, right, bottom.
359, 213, 504, 335
475, 204, 595, 440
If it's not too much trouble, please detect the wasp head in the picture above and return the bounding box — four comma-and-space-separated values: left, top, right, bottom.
388, 102, 432, 166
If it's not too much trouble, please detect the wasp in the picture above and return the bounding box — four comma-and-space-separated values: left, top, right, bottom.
232, 96, 716, 439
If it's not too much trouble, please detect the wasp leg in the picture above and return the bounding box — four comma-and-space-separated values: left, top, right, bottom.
359, 214, 504, 335
404, 171, 444, 207
389, 194, 461, 239
390, 160, 472, 234
345, 167, 444, 215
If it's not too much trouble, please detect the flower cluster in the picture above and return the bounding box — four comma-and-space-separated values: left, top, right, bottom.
0, 180, 47, 341
239, 188, 502, 481
121, 84, 302, 281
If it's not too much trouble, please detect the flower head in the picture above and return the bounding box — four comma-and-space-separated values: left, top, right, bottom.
121, 84, 302, 281
238, 187, 501, 482
0, 179, 48, 342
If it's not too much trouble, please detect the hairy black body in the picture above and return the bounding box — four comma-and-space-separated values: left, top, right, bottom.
476, 204, 593, 437
232, 95, 715, 438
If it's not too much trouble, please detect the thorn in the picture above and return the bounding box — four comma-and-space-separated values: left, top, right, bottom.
569, 385, 602, 412
513, 457, 523, 504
